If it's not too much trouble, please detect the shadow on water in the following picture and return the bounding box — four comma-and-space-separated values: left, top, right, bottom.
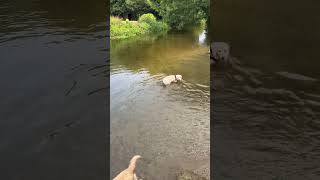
110, 29, 210, 179
0, 0, 108, 179
212, 0, 320, 179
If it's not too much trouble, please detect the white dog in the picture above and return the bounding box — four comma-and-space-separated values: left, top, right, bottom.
162, 75, 182, 85
210, 42, 230, 65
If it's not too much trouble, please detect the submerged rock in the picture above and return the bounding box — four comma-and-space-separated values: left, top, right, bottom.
176, 170, 207, 180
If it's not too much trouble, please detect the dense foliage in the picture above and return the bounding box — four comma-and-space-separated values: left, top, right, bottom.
111, 0, 209, 30
111, 14, 168, 39
147, 0, 209, 30
110, 0, 156, 19
138, 13, 157, 24
139, 13, 168, 33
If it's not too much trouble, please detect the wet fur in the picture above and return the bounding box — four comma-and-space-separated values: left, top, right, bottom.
113, 155, 141, 180
162, 75, 182, 85
210, 42, 231, 66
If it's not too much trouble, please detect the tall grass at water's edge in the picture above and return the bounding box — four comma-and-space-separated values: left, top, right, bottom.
110, 15, 168, 40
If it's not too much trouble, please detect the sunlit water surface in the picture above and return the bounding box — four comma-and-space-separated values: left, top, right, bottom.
110, 31, 210, 179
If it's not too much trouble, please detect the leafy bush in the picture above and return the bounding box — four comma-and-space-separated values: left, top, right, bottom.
138, 13, 157, 24
149, 21, 168, 33
139, 13, 168, 33
111, 15, 168, 39
111, 16, 149, 39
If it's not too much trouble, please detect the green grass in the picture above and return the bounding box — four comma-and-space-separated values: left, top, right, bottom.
110, 15, 168, 40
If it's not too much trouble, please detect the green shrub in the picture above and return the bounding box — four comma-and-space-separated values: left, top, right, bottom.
139, 13, 168, 33
111, 15, 168, 39
138, 13, 157, 24
111, 16, 149, 39
149, 21, 168, 34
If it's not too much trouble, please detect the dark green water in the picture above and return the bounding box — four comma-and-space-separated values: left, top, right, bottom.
212, 1, 320, 179
110, 31, 210, 179
0, 0, 108, 179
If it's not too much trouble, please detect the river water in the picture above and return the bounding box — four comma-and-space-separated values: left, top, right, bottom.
0, 1, 108, 179
110, 30, 210, 179
212, 1, 320, 179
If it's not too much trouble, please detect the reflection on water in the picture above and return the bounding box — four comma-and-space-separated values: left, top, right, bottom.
199, 31, 207, 45
212, 0, 320, 179
110, 31, 210, 179
0, 1, 108, 179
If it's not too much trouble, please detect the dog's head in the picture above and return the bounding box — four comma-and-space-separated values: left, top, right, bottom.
211, 42, 230, 62
175, 75, 182, 81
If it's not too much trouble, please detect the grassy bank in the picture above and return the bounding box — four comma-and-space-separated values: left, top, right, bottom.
111, 14, 168, 40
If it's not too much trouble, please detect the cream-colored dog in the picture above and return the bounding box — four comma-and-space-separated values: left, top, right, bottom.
113, 155, 142, 180
210, 42, 230, 65
162, 75, 182, 85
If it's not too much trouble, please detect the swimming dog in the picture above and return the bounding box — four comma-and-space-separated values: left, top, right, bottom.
113, 155, 142, 180
162, 75, 182, 85
210, 42, 230, 66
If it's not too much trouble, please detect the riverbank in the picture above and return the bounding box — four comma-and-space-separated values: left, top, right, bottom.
110, 14, 168, 40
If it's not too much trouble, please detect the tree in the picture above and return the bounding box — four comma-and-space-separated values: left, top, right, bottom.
110, 0, 128, 17
147, 0, 209, 30
111, 0, 209, 30
111, 0, 155, 20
